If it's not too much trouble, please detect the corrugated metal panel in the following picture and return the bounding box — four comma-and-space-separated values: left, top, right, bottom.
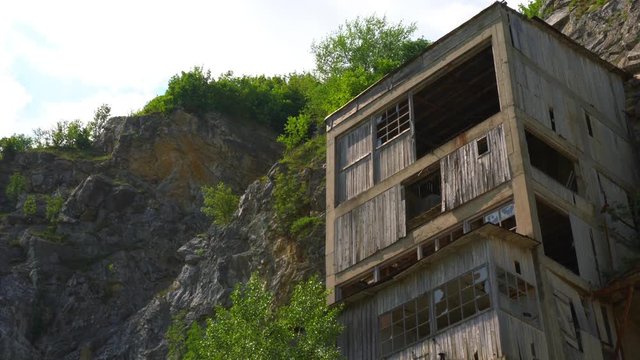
334, 185, 406, 272
336, 121, 373, 203
374, 131, 416, 182
441, 125, 511, 210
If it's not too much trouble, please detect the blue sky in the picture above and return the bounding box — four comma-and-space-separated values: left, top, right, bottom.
0, 0, 528, 138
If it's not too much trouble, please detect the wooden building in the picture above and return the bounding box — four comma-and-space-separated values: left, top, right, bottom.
324, 3, 639, 359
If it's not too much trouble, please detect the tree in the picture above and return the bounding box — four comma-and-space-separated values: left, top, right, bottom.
518, 0, 544, 18
180, 274, 343, 360
89, 103, 111, 140
0, 134, 33, 160
201, 182, 240, 226
312, 15, 429, 81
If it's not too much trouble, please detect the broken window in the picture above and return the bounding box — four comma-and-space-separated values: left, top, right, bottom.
378, 265, 490, 357
554, 292, 583, 351
378, 251, 419, 284
525, 130, 578, 192
375, 98, 411, 147
413, 45, 500, 158
405, 168, 442, 229
379, 292, 431, 356
434, 266, 491, 331
496, 266, 539, 326
536, 199, 580, 275
476, 136, 490, 156
466, 202, 517, 233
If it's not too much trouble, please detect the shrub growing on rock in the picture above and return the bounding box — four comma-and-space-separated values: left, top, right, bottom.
5, 172, 26, 204
23, 194, 37, 217
46, 194, 64, 223
201, 182, 239, 226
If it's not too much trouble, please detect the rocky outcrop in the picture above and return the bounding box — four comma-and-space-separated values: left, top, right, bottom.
543, 0, 640, 73
0, 110, 281, 359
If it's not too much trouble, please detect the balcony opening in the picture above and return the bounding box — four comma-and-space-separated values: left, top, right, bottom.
536, 199, 579, 275
413, 45, 500, 158
525, 130, 578, 192
405, 168, 442, 230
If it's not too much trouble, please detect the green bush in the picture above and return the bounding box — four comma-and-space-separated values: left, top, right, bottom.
518, 0, 544, 18
182, 274, 342, 360
290, 216, 324, 239
88, 104, 111, 140
0, 134, 33, 160
201, 183, 240, 226
46, 194, 64, 223
5, 172, 26, 204
23, 194, 37, 217
273, 170, 310, 230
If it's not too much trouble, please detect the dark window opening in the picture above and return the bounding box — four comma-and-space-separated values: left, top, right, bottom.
570, 302, 583, 351
339, 271, 376, 299
526, 131, 578, 192
549, 107, 556, 132
585, 112, 593, 137
376, 98, 412, 147
413, 46, 500, 158
379, 251, 419, 284
405, 169, 442, 230
536, 199, 579, 275
477, 136, 489, 156
514, 261, 521, 275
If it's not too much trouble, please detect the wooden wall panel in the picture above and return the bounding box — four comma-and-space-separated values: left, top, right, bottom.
336, 121, 373, 204
498, 312, 549, 360
570, 214, 603, 287
334, 185, 406, 272
374, 132, 415, 183
509, 14, 625, 132
441, 125, 511, 211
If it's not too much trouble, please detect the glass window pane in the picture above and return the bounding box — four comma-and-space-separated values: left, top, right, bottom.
460, 272, 474, 288
405, 314, 416, 330
417, 310, 429, 325
463, 301, 477, 319
379, 313, 392, 329
393, 335, 405, 351
381, 340, 393, 356
393, 322, 404, 337
437, 315, 449, 330
473, 267, 488, 284
417, 294, 429, 310
461, 286, 474, 303
392, 307, 404, 323
500, 203, 515, 220
404, 300, 416, 316
484, 211, 500, 224
449, 308, 462, 325
477, 294, 490, 311
405, 328, 417, 345
448, 295, 461, 309
380, 326, 392, 341
418, 323, 430, 339
446, 279, 459, 294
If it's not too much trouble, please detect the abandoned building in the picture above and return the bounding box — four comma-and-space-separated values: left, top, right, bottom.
324, 3, 639, 360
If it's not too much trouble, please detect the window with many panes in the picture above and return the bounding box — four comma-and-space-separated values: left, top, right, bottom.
378, 265, 491, 358
375, 98, 411, 147
434, 266, 491, 331
496, 266, 539, 327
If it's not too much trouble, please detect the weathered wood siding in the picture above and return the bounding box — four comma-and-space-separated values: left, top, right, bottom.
498, 312, 549, 360
441, 125, 510, 211
569, 214, 604, 287
334, 185, 406, 272
336, 122, 373, 203
374, 131, 415, 183
338, 240, 495, 359
509, 13, 626, 133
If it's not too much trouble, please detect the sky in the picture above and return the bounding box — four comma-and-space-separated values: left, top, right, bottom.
0, 0, 528, 138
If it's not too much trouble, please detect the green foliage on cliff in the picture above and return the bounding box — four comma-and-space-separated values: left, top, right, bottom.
518, 0, 545, 18
0, 134, 33, 160
201, 183, 240, 226
23, 194, 37, 217
46, 194, 64, 224
140, 69, 313, 130
5, 172, 26, 204
175, 274, 342, 360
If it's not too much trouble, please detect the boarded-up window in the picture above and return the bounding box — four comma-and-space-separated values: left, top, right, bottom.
441, 125, 511, 210
334, 185, 406, 271
336, 121, 373, 204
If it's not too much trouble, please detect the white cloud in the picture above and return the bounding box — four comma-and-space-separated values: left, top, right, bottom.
0, 0, 531, 138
